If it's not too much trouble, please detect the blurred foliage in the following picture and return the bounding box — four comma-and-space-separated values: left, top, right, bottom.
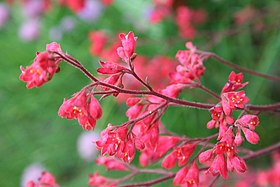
0, 0, 279, 186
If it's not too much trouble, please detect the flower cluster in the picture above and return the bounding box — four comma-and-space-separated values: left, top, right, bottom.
19, 42, 62, 88
200, 71, 260, 179
58, 89, 102, 131
171, 42, 205, 87
18, 30, 278, 187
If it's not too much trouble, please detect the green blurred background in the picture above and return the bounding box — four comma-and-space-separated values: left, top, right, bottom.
0, 0, 279, 186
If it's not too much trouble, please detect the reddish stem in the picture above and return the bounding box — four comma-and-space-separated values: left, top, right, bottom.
119, 141, 280, 187
60, 52, 280, 113
199, 51, 280, 82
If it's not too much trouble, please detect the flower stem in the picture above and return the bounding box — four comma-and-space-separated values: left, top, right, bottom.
199, 51, 280, 82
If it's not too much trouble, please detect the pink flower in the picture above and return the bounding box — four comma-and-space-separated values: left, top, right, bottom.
241, 127, 259, 144
58, 89, 102, 130
235, 115, 260, 145
207, 154, 228, 179
88, 172, 116, 187
176, 6, 196, 39
126, 104, 143, 120
222, 71, 248, 93
96, 124, 135, 163
162, 144, 196, 169
27, 171, 59, 187
200, 140, 248, 179
95, 156, 127, 171
97, 61, 128, 74
21, 163, 45, 187
199, 149, 213, 163
60, 0, 85, 13
139, 136, 180, 167
132, 121, 160, 151
20, 42, 62, 88
126, 97, 141, 106
160, 84, 186, 98
221, 91, 249, 115
89, 31, 107, 56
174, 166, 188, 186
171, 43, 205, 87
89, 95, 102, 120
117, 31, 137, 61
174, 162, 199, 187
230, 156, 247, 173
237, 114, 259, 130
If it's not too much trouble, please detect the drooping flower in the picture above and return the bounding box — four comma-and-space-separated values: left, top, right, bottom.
88, 172, 116, 187
234, 115, 260, 145
200, 140, 248, 179
162, 144, 196, 169
58, 89, 102, 130
221, 90, 249, 115
97, 61, 128, 75
170, 42, 205, 87
174, 162, 199, 187
96, 124, 135, 163
139, 136, 180, 167
20, 42, 62, 88
95, 156, 127, 171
